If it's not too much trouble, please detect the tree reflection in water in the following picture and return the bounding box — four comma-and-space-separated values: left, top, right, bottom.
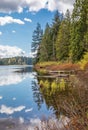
32, 80, 44, 110
32, 77, 71, 117
32, 76, 88, 129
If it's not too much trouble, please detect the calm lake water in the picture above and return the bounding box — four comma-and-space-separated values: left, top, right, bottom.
0, 65, 53, 123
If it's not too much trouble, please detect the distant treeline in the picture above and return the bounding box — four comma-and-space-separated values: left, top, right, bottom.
32, 0, 88, 63
0, 56, 32, 65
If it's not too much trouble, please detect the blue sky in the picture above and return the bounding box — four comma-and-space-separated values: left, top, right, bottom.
0, 0, 75, 58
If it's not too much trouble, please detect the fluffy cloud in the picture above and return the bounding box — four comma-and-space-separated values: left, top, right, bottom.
12, 30, 16, 33
24, 18, 32, 22
0, 31, 2, 35
25, 108, 33, 112
47, 0, 75, 13
0, 45, 25, 58
0, 96, 3, 100
0, 73, 25, 86
0, 16, 24, 26
0, 105, 26, 115
29, 50, 38, 58
12, 97, 16, 101
0, 71, 36, 86
27, 0, 47, 12
0, 0, 75, 14
0, 0, 24, 13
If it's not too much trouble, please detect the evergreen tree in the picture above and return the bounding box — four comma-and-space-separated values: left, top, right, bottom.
31, 23, 43, 63
70, 0, 88, 62
56, 10, 71, 61
39, 23, 53, 61
51, 10, 61, 60
31, 23, 43, 53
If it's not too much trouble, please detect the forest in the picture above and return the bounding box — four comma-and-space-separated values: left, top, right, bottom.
32, 0, 88, 64
0, 56, 32, 65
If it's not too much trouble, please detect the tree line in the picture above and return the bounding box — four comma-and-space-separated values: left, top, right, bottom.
32, 0, 88, 63
0, 56, 32, 65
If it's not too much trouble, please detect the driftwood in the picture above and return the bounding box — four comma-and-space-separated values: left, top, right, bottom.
48, 70, 76, 74
37, 74, 69, 78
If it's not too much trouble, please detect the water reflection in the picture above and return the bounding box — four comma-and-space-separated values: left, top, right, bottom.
0, 65, 53, 122
0, 66, 36, 86
34, 74, 88, 129
0, 105, 26, 115
32, 80, 44, 110
32, 77, 71, 118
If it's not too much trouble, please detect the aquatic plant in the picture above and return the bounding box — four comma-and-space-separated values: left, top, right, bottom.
51, 81, 57, 93
39, 80, 44, 88
59, 78, 66, 91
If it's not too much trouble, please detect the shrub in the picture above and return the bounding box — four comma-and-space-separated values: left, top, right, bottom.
59, 78, 66, 91
79, 52, 88, 70
51, 81, 57, 93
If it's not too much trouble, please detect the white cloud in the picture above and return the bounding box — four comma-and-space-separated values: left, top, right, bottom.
19, 117, 24, 124
0, 45, 25, 58
27, 0, 47, 12
0, 105, 26, 115
0, 71, 35, 86
0, 16, 24, 26
29, 50, 38, 58
0, 96, 3, 100
12, 97, 16, 101
0, 0, 75, 14
0, 72, 28, 86
0, 31, 2, 35
24, 18, 32, 23
25, 108, 33, 112
47, 0, 75, 14
12, 30, 16, 33
0, 0, 24, 13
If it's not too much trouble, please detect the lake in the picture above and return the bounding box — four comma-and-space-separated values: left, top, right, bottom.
1, 65, 84, 129
0, 65, 54, 123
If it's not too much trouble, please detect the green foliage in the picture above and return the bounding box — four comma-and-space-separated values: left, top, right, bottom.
31, 23, 43, 52
70, 0, 88, 62
37, 69, 48, 75
31, 23, 43, 63
51, 11, 61, 60
32, 0, 88, 63
51, 81, 57, 93
39, 80, 44, 87
39, 80, 50, 89
44, 80, 50, 89
39, 23, 53, 61
59, 78, 66, 91
0, 56, 32, 65
79, 52, 88, 69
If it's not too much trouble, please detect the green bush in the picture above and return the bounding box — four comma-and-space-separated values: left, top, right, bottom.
51, 81, 57, 93
79, 52, 88, 69
59, 78, 66, 91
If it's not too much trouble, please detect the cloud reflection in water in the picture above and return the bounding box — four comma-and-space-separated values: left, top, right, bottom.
0, 105, 26, 115
0, 72, 36, 86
